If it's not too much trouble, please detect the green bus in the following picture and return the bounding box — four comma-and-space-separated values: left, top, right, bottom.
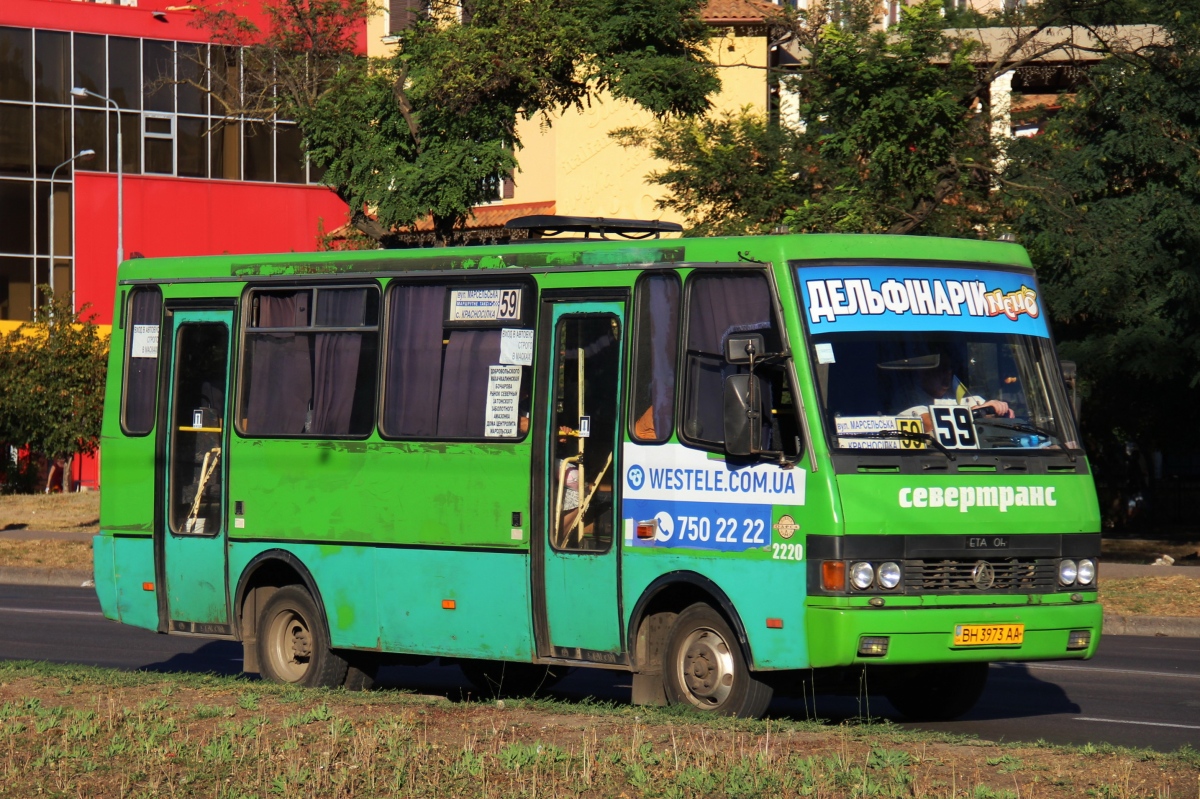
95, 217, 1101, 718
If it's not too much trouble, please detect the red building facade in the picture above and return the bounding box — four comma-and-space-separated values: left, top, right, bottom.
1, 0, 351, 326
1, 0, 352, 487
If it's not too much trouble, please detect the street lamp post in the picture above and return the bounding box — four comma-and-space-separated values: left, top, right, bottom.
47, 149, 96, 305
70, 87, 123, 267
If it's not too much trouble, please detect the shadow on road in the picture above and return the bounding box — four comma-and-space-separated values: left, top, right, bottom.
133, 647, 1079, 728
140, 640, 245, 677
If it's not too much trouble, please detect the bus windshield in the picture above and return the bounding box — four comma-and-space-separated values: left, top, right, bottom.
795, 263, 1080, 453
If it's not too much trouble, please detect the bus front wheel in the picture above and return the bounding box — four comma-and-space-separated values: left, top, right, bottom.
883, 662, 989, 721
663, 604, 773, 718
257, 586, 349, 688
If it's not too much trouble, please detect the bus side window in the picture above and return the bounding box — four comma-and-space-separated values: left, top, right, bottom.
630, 273, 680, 443
381, 282, 533, 440
681, 272, 778, 449
239, 286, 379, 437
122, 287, 163, 435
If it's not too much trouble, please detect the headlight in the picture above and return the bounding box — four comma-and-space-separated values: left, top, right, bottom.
850, 562, 875, 590
1076, 558, 1095, 585
1058, 559, 1078, 586
877, 562, 902, 589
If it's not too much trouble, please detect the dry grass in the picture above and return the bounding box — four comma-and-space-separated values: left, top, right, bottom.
0, 492, 99, 532
0, 538, 92, 571
1099, 575, 1200, 618
0, 662, 1196, 799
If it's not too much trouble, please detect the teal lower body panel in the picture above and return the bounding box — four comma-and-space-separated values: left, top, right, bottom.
95, 534, 159, 632
227, 542, 535, 660
807, 602, 1103, 668
92, 535, 117, 620
621, 550, 810, 671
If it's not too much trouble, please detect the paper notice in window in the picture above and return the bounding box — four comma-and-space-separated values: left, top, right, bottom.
131, 324, 159, 358
485, 364, 522, 438
499, 328, 534, 366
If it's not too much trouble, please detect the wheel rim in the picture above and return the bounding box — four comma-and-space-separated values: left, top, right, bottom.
266, 607, 313, 683
674, 626, 736, 708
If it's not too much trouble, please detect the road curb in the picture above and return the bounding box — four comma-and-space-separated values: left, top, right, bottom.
0, 568, 93, 588
1102, 614, 1200, 638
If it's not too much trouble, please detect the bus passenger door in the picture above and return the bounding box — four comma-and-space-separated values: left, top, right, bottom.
159, 309, 233, 632
534, 299, 626, 660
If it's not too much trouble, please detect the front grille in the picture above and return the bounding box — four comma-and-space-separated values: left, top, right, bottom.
904, 557, 1059, 593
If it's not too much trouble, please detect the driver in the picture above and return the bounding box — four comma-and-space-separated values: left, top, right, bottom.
895, 350, 1012, 419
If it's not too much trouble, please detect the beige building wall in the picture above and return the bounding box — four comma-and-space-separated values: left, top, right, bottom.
364, 15, 771, 226
507, 28, 770, 223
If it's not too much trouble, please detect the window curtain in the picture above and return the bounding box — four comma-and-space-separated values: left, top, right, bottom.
383, 285, 445, 437
645, 276, 679, 440
244, 292, 311, 434
436, 329, 501, 437
310, 288, 368, 435
123, 289, 161, 433
685, 275, 771, 444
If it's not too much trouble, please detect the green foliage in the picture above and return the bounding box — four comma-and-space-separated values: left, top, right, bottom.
202, 0, 718, 245
625, 0, 1001, 237
0, 291, 107, 470
1001, 2, 1200, 456
614, 108, 819, 236
784, 0, 990, 236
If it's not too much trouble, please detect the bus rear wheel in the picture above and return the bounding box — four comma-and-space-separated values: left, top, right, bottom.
257, 586, 349, 688
663, 604, 773, 718
883, 662, 989, 721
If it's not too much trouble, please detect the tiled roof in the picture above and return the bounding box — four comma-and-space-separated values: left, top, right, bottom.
323, 200, 558, 244
410, 200, 557, 231
701, 0, 782, 24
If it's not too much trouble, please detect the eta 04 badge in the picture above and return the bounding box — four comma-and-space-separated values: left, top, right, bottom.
773, 514, 799, 539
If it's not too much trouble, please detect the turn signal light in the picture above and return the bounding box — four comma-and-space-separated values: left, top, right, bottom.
822, 561, 846, 592
636, 520, 657, 540
142, 582, 155, 592
442, 599, 456, 610
766, 618, 784, 629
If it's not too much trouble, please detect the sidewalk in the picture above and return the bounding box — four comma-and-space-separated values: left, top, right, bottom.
3, 533, 1199, 637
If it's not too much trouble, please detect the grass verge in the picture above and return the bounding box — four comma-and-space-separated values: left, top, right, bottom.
0, 660, 1196, 799
0, 492, 99, 533
0, 538, 92, 571
1099, 575, 1200, 617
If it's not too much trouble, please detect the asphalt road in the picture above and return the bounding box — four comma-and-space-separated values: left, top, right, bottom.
1, 584, 1197, 752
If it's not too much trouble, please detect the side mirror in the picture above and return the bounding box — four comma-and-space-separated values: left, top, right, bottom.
725, 334, 765, 364
723, 374, 763, 457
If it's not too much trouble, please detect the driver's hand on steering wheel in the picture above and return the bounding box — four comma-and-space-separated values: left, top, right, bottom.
972, 399, 1013, 418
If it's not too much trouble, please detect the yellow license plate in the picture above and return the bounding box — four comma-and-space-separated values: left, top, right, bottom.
953, 623, 1024, 646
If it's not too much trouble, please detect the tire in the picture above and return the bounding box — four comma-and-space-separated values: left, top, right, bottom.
256, 585, 349, 688
460, 660, 569, 698
883, 662, 989, 721
663, 603, 773, 718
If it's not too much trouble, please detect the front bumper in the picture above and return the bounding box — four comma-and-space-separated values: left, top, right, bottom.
806, 600, 1102, 667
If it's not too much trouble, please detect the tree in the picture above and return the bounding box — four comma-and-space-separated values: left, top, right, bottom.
0, 291, 108, 493
623, 0, 1146, 237
192, 0, 719, 245
613, 108, 820, 236
1000, 1, 1200, 481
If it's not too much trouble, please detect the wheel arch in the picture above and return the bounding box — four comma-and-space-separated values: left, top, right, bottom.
232, 549, 329, 647
626, 571, 756, 674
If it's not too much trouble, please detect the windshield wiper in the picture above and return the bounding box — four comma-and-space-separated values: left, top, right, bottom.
838, 429, 956, 460
973, 418, 1076, 461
